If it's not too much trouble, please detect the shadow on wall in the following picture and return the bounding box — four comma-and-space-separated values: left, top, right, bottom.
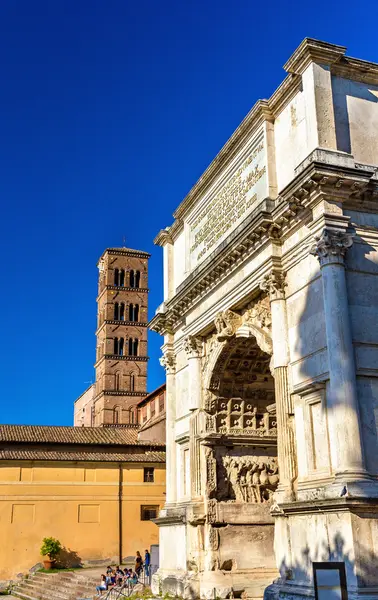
56, 547, 83, 569
331, 76, 378, 155
279, 230, 378, 598
265, 531, 377, 598
294, 231, 378, 473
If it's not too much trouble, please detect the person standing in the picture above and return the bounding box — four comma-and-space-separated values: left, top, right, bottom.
135, 550, 143, 576
144, 549, 151, 577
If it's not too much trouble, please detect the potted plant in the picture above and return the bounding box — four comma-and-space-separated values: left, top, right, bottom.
40, 537, 62, 570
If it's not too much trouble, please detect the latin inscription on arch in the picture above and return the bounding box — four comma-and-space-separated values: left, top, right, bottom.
189, 129, 267, 267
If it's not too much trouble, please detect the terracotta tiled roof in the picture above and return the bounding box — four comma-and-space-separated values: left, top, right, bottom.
0, 448, 166, 463
0, 425, 164, 447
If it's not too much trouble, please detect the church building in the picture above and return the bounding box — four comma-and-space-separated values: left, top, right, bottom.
74, 246, 150, 427
0, 247, 166, 583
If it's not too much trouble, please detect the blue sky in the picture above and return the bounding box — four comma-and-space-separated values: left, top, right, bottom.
0, 0, 377, 425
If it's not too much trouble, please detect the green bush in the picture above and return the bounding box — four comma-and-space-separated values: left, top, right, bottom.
40, 537, 62, 560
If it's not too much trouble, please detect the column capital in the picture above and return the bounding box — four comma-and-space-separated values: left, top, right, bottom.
160, 350, 176, 374
260, 269, 287, 301
183, 335, 203, 358
310, 228, 353, 266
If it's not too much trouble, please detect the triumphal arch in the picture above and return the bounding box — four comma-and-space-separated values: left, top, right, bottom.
150, 39, 378, 600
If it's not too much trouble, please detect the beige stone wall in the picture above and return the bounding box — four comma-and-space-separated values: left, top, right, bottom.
0, 460, 165, 581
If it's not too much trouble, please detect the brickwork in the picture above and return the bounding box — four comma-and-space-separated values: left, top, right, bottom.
93, 247, 150, 426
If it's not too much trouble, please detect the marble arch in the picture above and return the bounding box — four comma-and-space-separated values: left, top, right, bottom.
151, 39, 378, 600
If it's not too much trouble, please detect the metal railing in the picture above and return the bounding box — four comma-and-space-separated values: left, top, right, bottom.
92, 566, 158, 599
101, 580, 136, 600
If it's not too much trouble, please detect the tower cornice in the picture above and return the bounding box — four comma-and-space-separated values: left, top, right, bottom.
97, 285, 149, 302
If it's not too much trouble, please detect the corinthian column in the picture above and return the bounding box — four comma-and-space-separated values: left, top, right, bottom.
184, 336, 203, 411
261, 270, 296, 500
160, 349, 177, 503
310, 229, 368, 482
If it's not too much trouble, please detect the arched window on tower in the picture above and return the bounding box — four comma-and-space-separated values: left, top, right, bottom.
114, 303, 119, 320
128, 406, 135, 424
114, 268, 119, 285
128, 303, 139, 321
135, 271, 141, 288
115, 372, 120, 390
119, 338, 124, 356
119, 303, 125, 320
129, 270, 135, 288
128, 338, 139, 356
119, 269, 125, 286
114, 337, 119, 354
113, 406, 120, 424
134, 304, 139, 321
130, 373, 135, 391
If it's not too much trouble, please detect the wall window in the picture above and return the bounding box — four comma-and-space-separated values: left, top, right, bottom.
119, 303, 125, 320
159, 394, 165, 412
114, 302, 126, 320
150, 400, 156, 418
142, 406, 147, 423
114, 338, 124, 356
128, 338, 139, 356
128, 406, 135, 424
130, 270, 141, 288
113, 407, 120, 424
114, 269, 125, 286
129, 304, 139, 322
140, 505, 159, 521
144, 467, 154, 482
115, 372, 120, 390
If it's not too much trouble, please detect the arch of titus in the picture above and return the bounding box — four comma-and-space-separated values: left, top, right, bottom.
150, 39, 378, 600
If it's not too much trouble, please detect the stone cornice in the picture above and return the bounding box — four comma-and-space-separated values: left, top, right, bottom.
284, 38, 378, 86
97, 248, 151, 264
96, 320, 148, 335
93, 390, 148, 402
284, 38, 347, 75
150, 155, 377, 336
278, 497, 378, 516
94, 355, 149, 367
97, 285, 149, 302
154, 228, 173, 247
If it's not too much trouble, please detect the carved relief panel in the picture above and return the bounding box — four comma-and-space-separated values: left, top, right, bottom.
204, 396, 277, 437
204, 445, 279, 505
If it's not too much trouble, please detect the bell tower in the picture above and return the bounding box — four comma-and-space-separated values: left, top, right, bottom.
94, 247, 150, 426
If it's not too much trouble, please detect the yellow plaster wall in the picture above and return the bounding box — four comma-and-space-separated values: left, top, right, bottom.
0, 461, 165, 580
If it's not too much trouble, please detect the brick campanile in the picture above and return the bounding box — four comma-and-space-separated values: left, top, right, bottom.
94, 247, 150, 426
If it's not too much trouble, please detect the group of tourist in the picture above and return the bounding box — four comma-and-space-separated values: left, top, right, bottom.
96, 550, 151, 596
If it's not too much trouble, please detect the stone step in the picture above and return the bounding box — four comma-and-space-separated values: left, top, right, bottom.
13, 571, 101, 600
15, 582, 96, 600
